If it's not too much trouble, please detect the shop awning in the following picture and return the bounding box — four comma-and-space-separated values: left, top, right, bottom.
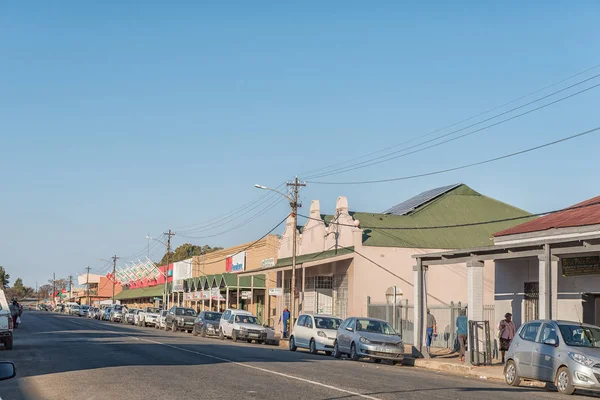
114, 285, 166, 301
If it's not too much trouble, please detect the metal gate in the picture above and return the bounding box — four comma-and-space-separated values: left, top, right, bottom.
524, 282, 539, 322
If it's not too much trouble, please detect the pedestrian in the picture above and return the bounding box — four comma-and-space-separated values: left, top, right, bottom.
426, 309, 437, 355
456, 309, 468, 362
498, 313, 516, 364
278, 307, 290, 339
9, 300, 19, 328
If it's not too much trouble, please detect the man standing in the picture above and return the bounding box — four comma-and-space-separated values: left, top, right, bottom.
498, 313, 516, 364
278, 307, 291, 338
426, 309, 437, 355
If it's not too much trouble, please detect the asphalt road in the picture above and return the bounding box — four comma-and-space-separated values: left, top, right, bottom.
0, 312, 597, 400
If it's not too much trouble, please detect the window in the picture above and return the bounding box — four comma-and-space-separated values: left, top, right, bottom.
297, 315, 307, 327
315, 276, 333, 289
538, 323, 559, 345
315, 317, 343, 330
341, 318, 354, 331
222, 311, 231, 320
304, 317, 313, 329
519, 322, 541, 342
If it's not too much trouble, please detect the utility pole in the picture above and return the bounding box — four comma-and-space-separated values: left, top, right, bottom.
36, 281, 39, 307
163, 230, 175, 310
111, 255, 119, 303
52, 273, 56, 307
68, 275, 73, 301
287, 176, 306, 329
85, 266, 92, 306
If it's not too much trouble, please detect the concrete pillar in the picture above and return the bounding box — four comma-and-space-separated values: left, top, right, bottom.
413, 259, 427, 357
551, 259, 558, 319
539, 245, 558, 320
467, 260, 484, 322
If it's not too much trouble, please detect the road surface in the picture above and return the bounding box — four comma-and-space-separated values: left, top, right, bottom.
0, 311, 596, 399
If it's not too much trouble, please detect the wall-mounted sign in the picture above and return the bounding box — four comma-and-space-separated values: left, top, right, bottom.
262, 258, 275, 269
173, 280, 184, 292
201, 290, 210, 300
268, 287, 283, 296
226, 252, 246, 273
562, 256, 600, 277
241, 291, 252, 300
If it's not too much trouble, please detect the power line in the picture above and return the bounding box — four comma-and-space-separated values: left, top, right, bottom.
300, 64, 600, 179
298, 198, 600, 231
306, 79, 600, 180
309, 125, 600, 185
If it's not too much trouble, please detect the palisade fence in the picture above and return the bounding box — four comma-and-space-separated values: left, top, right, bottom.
367, 298, 495, 349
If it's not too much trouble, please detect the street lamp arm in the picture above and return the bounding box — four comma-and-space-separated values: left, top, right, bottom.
254, 184, 293, 203
147, 236, 168, 247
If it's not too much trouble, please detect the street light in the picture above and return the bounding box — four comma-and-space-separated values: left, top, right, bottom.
255, 178, 305, 333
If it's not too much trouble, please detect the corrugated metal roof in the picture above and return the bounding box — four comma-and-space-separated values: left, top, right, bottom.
495, 195, 600, 237
383, 184, 462, 215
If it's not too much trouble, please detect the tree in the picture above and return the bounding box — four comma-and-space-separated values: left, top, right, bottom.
158, 243, 223, 265
38, 284, 53, 300
6, 278, 35, 300
0, 266, 10, 289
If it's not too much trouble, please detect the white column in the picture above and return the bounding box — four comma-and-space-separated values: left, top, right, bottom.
538, 245, 551, 320
413, 260, 426, 356
551, 259, 558, 319
467, 260, 484, 322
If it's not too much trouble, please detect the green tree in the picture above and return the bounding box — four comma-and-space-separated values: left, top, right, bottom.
6, 278, 35, 300
38, 284, 53, 300
158, 243, 223, 265
0, 266, 10, 289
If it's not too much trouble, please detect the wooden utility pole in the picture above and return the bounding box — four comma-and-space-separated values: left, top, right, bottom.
68, 275, 73, 301
85, 266, 92, 305
111, 255, 119, 303
286, 177, 306, 329
163, 230, 175, 310
52, 272, 56, 307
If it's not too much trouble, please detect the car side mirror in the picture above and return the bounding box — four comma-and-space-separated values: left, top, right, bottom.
0, 362, 16, 381
345, 327, 354, 332
543, 338, 557, 346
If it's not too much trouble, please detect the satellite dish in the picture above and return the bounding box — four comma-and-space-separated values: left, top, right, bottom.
385, 286, 403, 304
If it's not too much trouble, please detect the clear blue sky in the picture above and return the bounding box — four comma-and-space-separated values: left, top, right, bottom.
2, 1, 599, 287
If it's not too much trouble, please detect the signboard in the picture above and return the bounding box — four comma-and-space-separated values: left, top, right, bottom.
201, 290, 210, 300
268, 287, 283, 296
173, 279, 184, 292
262, 258, 275, 269
173, 259, 193, 281
241, 291, 252, 300
562, 256, 600, 276
226, 252, 246, 273
210, 288, 225, 301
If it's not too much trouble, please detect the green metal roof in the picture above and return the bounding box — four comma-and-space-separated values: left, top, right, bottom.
114, 285, 165, 301
325, 184, 532, 249
276, 247, 355, 267
252, 275, 266, 289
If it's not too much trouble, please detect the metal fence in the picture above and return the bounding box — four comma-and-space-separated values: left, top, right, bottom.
367, 298, 495, 349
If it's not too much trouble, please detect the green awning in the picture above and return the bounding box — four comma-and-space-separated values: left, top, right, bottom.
252, 275, 266, 289
275, 247, 354, 268
114, 285, 165, 301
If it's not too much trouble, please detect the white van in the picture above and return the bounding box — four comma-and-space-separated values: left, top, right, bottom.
219, 309, 268, 344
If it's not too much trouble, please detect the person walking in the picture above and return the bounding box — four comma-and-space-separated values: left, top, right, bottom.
498, 313, 516, 364
278, 307, 291, 339
456, 309, 468, 362
426, 309, 437, 355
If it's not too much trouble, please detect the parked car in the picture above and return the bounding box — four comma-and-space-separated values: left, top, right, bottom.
333, 317, 404, 364
0, 291, 14, 349
504, 319, 600, 395
78, 305, 90, 317
69, 305, 81, 316
110, 305, 125, 322
123, 308, 139, 324
89, 307, 100, 319
219, 309, 267, 343
102, 308, 112, 321
137, 307, 161, 327
164, 307, 197, 333
155, 310, 168, 330
193, 311, 222, 337
290, 314, 343, 355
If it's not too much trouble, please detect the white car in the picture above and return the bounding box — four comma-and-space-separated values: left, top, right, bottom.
155, 310, 168, 330
219, 309, 268, 344
289, 314, 343, 355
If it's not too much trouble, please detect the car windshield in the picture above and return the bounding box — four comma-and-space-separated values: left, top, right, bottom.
235, 315, 259, 324
315, 317, 343, 330
175, 308, 196, 316
161, 311, 168, 316
356, 319, 397, 335
559, 324, 600, 348
204, 312, 222, 321
72, 306, 80, 310
81, 305, 89, 310
147, 308, 160, 314
113, 305, 123, 311
106, 308, 112, 313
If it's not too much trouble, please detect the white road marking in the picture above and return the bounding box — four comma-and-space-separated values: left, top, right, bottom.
138, 336, 381, 400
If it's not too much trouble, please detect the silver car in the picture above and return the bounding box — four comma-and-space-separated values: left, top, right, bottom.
333, 317, 404, 364
505, 319, 600, 395
155, 310, 168, 330
290, 314, 342, 355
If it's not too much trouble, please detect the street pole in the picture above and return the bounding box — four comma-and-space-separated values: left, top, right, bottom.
287, 177, 306, 328
68, 275, 73, 301
52, 272, 56, 307
163, 230, 175, 310
36, 281, 39, 307
86, 266, 91, 305
111, 255, 119, 303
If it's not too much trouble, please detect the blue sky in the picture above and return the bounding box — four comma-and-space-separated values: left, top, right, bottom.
1, 1, 599, 287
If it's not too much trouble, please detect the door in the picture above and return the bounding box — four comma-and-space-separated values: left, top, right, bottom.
256, 294, 264, 323
220, 310, 231, 332
225, 314, 235, 336
514, 322, 541, 378
339, 319, 355, 353
532, 323, 559, 382
294, 315, 308, 347
316, 289, 333, 315
595, 297, 600, 326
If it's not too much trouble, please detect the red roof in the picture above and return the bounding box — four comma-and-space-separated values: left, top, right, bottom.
494, 195, 600, 237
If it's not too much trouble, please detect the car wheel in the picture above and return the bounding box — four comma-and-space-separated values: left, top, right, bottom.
4, 338, 13, 350
193, 327, 199, 337
220, 328, 225, 340
350, 342, 359, 361
333, 341, 341, 358
232, 330, 238, 342
171, 322, 177, 332
556, 366, 575, 395
144, 322, 148, 328
258, 340, 265, 345
325, 351, 332, 356
200, 328, 206, 338
247, 339, 253, 343
309, 339, 318, 355
504, 360, 521, 387
164, 323, 169, 331
392, 361, 400, 366
289, 336, 297, 351
373, 359, 382, 364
